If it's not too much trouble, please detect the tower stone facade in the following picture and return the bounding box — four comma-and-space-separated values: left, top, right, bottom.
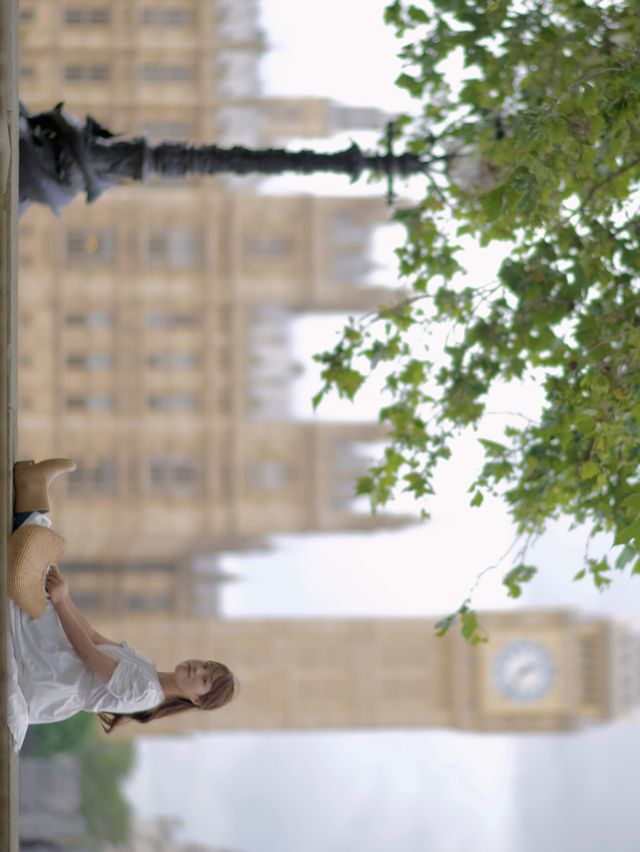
95, 610, 640, 736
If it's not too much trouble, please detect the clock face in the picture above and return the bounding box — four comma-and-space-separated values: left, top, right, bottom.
492, 640, 555, 703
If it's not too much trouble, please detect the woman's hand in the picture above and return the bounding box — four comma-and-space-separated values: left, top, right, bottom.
46, 566, 70, 606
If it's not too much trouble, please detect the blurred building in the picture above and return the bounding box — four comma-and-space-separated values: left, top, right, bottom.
20, 762, 239, 851
19, 754, 89, 850
17, 0, 407, 617
97, 609, 640, 736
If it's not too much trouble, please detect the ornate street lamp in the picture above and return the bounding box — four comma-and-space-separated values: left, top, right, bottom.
19, 101, 431, 217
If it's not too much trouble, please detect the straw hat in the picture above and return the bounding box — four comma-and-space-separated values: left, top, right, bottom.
8, 525, 67, 618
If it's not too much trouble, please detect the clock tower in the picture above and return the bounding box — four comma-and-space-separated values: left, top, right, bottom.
98, 609, 640, 737
454, 610, 638, 731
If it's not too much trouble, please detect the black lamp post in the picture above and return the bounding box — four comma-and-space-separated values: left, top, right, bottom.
19, 101, 429, 217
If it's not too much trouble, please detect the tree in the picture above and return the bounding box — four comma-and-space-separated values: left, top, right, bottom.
22, 711, 96, 757
80, 740, 136, 848
312, 0, 640, 639
22, 715, 135, 848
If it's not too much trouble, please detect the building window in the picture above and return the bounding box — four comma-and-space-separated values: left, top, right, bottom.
147, 456, 202, 495
147, 394, 198, 411
121, 561, 174, 573
67, 458, 117, 496
64, 64, 110, 81
332, 250, 373, 283
141, 8, 193, 26
123, 593, 173, 612
139, 65, 192, 83
63, 560, 174, 574
377, 675, 430, 701
147, 352, 199, 369
216, 4, 259, 41
246, 461, 292, 491
579, 636, 602, 705
66, 394, 114, 411
65, 311, 114, 328
216, 50, 259, 99
66, 229, 115, 263
145, 311, 198, 328
64, 7, 110, 25
332, 212, 368, 245
245, 237, 292, 257
143, 122, 191, 142
65, 591, 102, 610
146, 228, 203, 268
66, 353, 113, 370
59, 561, 99, 573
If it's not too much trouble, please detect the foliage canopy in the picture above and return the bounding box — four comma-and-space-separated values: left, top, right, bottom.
313, 0, 640, 638
23, 715, 135, 848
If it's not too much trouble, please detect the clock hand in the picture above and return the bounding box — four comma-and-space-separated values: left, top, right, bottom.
513, 662, 537, 682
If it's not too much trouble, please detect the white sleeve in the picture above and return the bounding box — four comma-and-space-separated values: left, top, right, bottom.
106, 659, 163, 708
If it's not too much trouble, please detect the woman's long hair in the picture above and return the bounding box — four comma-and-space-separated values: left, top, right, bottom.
98, 661, 237, 734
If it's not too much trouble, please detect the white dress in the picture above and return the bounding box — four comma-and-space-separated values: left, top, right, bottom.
7, 598, 165, 752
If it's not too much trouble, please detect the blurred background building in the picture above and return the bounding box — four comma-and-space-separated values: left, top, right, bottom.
19, 754, 88, 850
20, 754, 241, 851
17, 0, 407, 619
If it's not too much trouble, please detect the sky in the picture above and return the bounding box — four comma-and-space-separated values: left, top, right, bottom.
124, 3, 640, 851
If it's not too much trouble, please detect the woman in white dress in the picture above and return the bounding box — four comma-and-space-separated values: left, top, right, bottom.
7, 459, 237, 751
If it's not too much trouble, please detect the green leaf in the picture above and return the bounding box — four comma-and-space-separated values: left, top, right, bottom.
615, 545, 636, 571
407, 5, 429, 24
311, 388, 326, 411
383, 1, 401, 24
614, 522, 640, 547
621, 493, 640, 513
587, 558, 611, 590
435, 612, 457, 637
503, 564, 538, 598
480, 186, 505, 221
395, 72, 422, 98
479, 438, 507, 456
335, 368, 365, 400
579, 461, 600, 480
460, 609, 488, 645
399, 359, 426, 386
355, 476, 374, 496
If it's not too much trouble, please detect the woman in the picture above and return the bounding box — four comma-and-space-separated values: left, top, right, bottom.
7, 459, 237, 752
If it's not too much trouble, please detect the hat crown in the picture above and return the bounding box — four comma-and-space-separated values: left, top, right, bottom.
9, 525, 67, 618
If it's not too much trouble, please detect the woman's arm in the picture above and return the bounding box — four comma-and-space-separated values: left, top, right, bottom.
47, 569, 118, 683
66, 594, 120, 647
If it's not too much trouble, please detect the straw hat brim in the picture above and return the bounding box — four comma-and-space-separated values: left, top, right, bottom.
9, 525, 67, 619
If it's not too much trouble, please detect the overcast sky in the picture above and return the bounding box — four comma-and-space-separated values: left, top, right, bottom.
125, 3, 640, 850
